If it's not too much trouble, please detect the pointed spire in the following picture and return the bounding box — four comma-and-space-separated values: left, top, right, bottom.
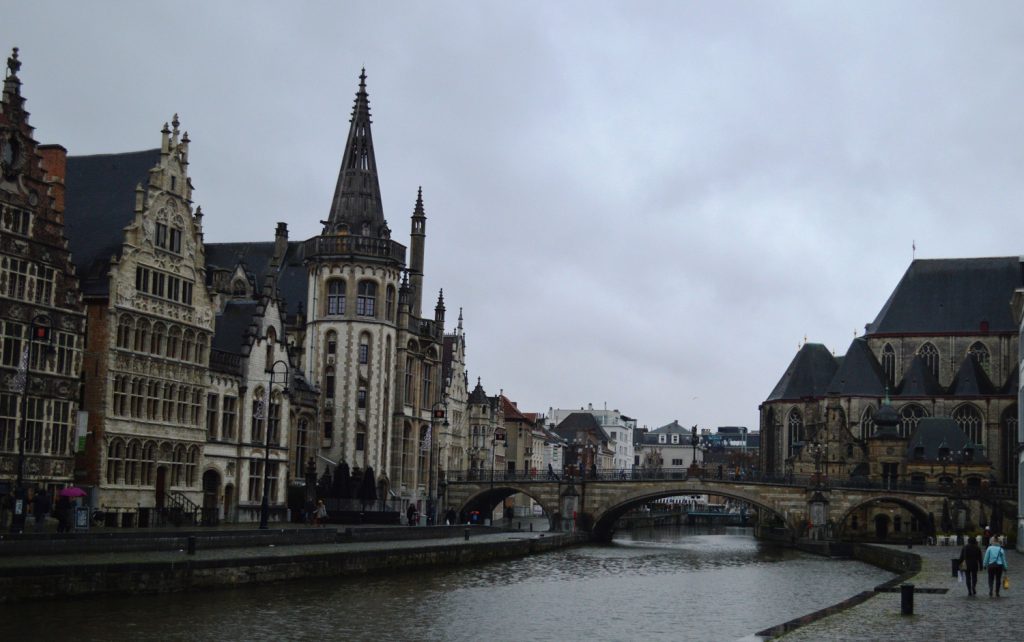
458, 307, 463, 331
324, 69, 386, 237
435, 288, 445, 323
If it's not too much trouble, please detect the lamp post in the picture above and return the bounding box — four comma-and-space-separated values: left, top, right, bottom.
260, 359, 289, 530
428, 401, 448, 526
10, 314, 55, 534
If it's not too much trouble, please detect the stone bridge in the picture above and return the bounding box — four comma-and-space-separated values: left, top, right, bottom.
445, 475, 982, 542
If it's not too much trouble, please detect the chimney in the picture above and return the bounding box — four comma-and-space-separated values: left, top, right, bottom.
272, 222, 288, 267
37, 144, 67, 212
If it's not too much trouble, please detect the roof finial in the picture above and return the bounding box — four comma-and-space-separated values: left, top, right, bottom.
6, 47, 20, 78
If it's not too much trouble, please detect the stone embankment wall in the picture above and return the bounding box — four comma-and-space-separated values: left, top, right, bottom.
0, 532, 584, 603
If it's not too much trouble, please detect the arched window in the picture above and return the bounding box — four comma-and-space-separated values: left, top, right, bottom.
177, 386, 189, 423
147, 380, 160, 419
251, 387, 266, 442
386, 285, 396, 321
182, 329, 195, 362
918, 342, 939, 380
134, 319, 149, 352
952, 403, 983, 445
163, 383, 175, 422
117, 315, 133, 349
325, 330, 337, 357
357, 280, 377, 317
881, 344, 896, 389
968, 342, 990, 372
232, 279, 247, 296
186, 447, 199, 486
860, 407, 876, 442
787, 409, 803, 457
295, 417, 310, 473
150, 322, 166, 356
898, 404, 927, 438
166, 326, 181, 360
106, 439, 125, 484
268, 390, 282, 446
195, 334, 208, 363
324, 367, 335, 399
327, 279, 346, 315
130, 378, 144, 417
142, 442, 156, 486
125, 440, 141, 485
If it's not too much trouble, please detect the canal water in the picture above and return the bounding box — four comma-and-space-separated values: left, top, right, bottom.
0, 526, 892, 641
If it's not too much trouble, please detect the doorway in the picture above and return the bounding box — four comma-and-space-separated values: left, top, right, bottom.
202, 470, 221, 526
874, 513, 890, 540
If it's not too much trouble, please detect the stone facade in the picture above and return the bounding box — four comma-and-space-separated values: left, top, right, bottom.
0, 49, 86, 495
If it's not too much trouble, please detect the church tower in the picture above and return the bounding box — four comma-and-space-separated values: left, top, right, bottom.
305, 71, 444, 509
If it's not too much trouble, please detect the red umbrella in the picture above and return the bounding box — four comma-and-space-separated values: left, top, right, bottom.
59, 487, 87, 498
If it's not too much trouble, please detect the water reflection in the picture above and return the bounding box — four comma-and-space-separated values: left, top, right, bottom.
0, 526, 892, 642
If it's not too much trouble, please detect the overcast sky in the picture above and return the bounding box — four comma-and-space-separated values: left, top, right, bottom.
5, 2, 1024, 433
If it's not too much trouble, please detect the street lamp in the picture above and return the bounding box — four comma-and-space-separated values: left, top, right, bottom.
10, 314, 55, 534
260, 359, 289, 529
428, 400, 448, 526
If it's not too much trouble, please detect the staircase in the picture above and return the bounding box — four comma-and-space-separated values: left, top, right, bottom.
161, 491, 201, 527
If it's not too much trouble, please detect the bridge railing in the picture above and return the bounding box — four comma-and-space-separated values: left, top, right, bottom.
444, 469, 1017, 499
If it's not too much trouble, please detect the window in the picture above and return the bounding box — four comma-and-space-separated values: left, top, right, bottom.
357, 388, 367, 409
112, 376, 128, 416
671, 434, 679, 444
153, 272, 165, 297
166, 326, 181, 360
404, 357, 414, 404
146, 380, 160, 419
134, 319, 149, 352
952, 404, 983, 445
787, 409, 803, 457
117, 316, 133, 349
356, 281, 377, 317
1, 320, 23, 368
918, 342, 939, 380
326, 332, 337, 355
106, 439, 125, 484
251, 389, 266, 443
150, 323, 165, 356
659, 434, 666, 444
51, 401, 74, 456
135, 267, 150, 293
295, 418, 309, 472
191, 389, 202, 426
177, 386, 189, 423
32, 265, 54, 305
1, 204, 31, 236
248, 459, 263, 501
206, 393, 219, 439
0, 393, 17, 452
182, 330, 195, 362
156, 222, 167, 249
267, 392, 281, 446
671, 458, 684, 466
130, 379, 144, 418
860, 406, 875, 439
182, 280, 193, 305
222, 396, 237, 440
125, 440, 140, 485
386, 286, 395, 321
324, 367, 335, 399
327, 280, 346, 315
186, 447, 199, 486
2, 257, 29, 300
266, 461, 280, 502
356, 431, 366, 451
142, 442, 156, 486
323, 420, 334, 440
170, 228, 182, 254
968, 342, 990, 372
898, 404, 928, 438
171, 445, 185, 487
421, 364, 432, 409
358, 338, 369, 364
162, 383, 174, 422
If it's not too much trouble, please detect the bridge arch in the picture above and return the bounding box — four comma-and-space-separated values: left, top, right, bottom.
591, 486, 792, 541
833, 495, 932, 539
453, 484, 560, 528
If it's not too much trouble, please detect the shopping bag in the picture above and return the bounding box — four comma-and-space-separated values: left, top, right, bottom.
1003, 576, 1010, 590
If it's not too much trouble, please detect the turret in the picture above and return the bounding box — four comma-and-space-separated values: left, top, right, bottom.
434, 288, 445, 324
409, 187, 426, 318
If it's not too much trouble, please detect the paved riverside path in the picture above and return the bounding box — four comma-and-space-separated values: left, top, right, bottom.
778, 544, 1024, 641
0, 528, 552, 571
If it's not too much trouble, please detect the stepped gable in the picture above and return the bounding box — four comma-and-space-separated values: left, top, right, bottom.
827, 338, 887, 396
895, 355, 944, 397
948, 355, 996, 396
204, 240, 309, 322
906, 417, 986, 460
765, 343, 838, 401
64, 149, 161, 295
867, 257, 1024, 335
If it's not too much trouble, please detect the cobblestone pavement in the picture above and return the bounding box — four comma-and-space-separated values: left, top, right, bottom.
778, 545, 1024, 641
0, 530, 549, 570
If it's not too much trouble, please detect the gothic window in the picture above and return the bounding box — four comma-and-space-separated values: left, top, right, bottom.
232, 279, 247, 296
295, 417, 309, 472
24, 398, 44, 453
386, 285, 396, 321
787, 409, 803, 457
326, 331, 337, 356
47, 400, 71, 456
404, 357, 414, 406
125, 440, 141, 485
327, 280, 346, 315
118, 315, 135, 350
177, 386, 189, 423
248, 459, 263, 501
191, 389, 202, 426
881, 344, 897, 389
53, 332, 77, 376
357, 387, 367, 409
146, 380, 160, 419
356, 280, 377, 317
142, 442, 156, 486
171, 445, 185, 486
898, 404, 927, 438
162, 383, 175, 422
968, 342, 990, 372
130, 378, 145, 418
106, 439, 125, 484
150, 322, 166, 356
1, 257, 29, 300
195, 334, 208, 363
918, 342, 939, 380
32, 264, 54, 305
186, 446, 199, 486
266, 461, 280, 502
1002, 406, 1018, 485
251, 388, 266, 443
134, 319, 149, 352
0, 393, 16, 452
112, 376, 128, 416
169, 228, 182, 254
952, 403, 983, 445
0, 320, 23, 368
182, 329, 195, 362
268, 391, 282, 446
421, 364, 432, 409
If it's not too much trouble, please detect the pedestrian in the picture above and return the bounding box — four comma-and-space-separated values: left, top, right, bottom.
314, 500, 327, 527
55, 493, 72, 534
958, 535, 983, 596
982, 526, 992, 548
32, 487, 51, 533
406, 503, 418, 526
982, 534, 1009, 597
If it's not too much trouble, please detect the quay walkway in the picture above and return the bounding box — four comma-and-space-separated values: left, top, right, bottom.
775, 544, 1024, 641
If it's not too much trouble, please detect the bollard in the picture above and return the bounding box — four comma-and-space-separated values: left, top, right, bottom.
187, 536, 196, 556
900, 583, 914, 615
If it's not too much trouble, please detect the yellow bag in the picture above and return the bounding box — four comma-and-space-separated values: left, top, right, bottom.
1003, 576, 1010, 590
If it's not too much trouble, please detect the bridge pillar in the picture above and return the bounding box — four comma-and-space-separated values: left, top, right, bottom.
807, 489, 831, 540
561, 483, 579, 533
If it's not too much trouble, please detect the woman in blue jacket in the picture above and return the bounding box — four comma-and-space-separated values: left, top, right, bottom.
982, 536, 1009, 597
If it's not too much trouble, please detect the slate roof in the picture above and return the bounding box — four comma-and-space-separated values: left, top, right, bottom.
896, 355, 944, 397
906, 417, 989, 461
212, 300, 259, 355
650, 420, 692, 435
765, 343, 839, 401
467, 378, 488, 405
867, 257, 1024, 335
827, 338, 888, 396
948, 355, 996, 396
204, 240, 309, 322
552, 412, 611, 443
64, 149, 161, 296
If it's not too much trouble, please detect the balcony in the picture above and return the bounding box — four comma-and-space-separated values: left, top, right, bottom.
303, 235, 406, 263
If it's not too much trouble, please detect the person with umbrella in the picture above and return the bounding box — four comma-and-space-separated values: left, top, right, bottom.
57, 487, 87, 532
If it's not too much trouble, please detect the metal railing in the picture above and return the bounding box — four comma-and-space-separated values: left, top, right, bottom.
303, 235, 406, 262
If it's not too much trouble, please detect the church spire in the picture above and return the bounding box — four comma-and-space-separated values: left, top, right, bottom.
324, 68, 387, 237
